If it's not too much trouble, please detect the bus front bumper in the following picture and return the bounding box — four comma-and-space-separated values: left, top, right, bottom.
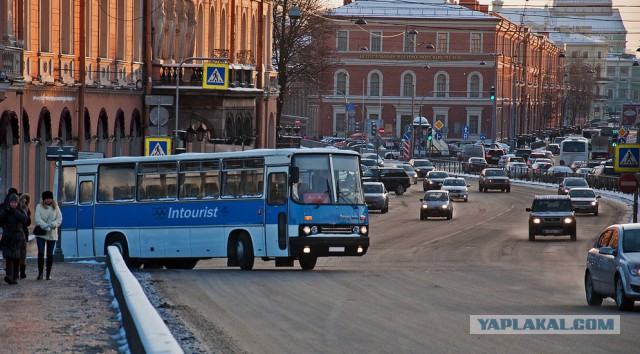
289, 236, 370, 257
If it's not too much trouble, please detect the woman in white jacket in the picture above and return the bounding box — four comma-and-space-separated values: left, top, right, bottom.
34, 191, 62, 280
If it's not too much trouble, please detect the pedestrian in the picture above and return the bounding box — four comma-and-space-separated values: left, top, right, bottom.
18, 193, 32, 278
2, 187, 18, 208
34, 191, 62, 280
0, 193, 28, 284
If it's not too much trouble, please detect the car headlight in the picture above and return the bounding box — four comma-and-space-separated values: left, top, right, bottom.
532, 218, 541, 224
441, 204, 448, 209
627, 263, 640, 276
590, 201, 597, 206
563, 217, 574, 224
421, 204, 428, 209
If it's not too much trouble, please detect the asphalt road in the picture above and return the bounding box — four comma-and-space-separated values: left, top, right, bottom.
146, 181, 639, 353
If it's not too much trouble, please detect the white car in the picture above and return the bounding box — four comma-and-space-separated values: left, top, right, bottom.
441, 177, 469, 202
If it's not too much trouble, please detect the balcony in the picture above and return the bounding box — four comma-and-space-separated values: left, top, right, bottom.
0, 45, 23, 99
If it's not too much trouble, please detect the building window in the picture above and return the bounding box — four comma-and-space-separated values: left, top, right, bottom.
620, 67, 628, 76
336, 113, 347, 132
40, 0, 51, 52
571, 51, 577, 58
370, 73, 381, 97
469, 74, 480, 98
470, 33, 481, 53
435, 74, 447, 97
61, 0, 73, 54
582, 51, 588, 59
404, 32, 416, 53
607, 67, 615, 76
337, 31, 347, 52
402, 74, 413, 97
632, 90, 639, 100
436, 33, 448, 53
336, 72, 348, 95
620, 89, 628, 99
607, 89, 614, 99
469, 115, 479, 135
371, 31, 382, 52
99, 0, 109, 58
598, 52, 602, 59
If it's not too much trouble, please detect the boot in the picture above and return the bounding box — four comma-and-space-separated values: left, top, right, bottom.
20, 264, 27, 279
46, 257, 53, 280
11, 259, 20, 284
5, 260, 15, 284
37, 256, 44, 280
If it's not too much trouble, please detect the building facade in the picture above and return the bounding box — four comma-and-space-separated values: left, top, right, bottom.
312, 0, 563, 148
0, 0, 278, 197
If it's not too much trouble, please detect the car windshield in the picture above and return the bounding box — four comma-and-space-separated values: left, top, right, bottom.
623, 229, 640, 253
532, 199, 572, 212
430, 172, 448, 178
398, 165, 415, 172
413, 160, 432, 167
569, 189, 595, 198
444, 179, 466, 186
424, 192, 448, 201
485, 170, 507, 177
363, 184, 383, 193
566, 179, 588, 187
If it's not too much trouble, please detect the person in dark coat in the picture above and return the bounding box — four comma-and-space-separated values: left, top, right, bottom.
18, 193, 32, 278
0, 193, 28, 284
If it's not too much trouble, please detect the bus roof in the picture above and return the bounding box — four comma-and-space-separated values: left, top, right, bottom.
61, 148, 360, 166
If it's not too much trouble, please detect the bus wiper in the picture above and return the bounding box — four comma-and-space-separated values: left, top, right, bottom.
335, 179, 358, 209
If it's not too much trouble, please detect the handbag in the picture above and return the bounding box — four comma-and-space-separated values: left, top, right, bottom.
33, 225, 47, 236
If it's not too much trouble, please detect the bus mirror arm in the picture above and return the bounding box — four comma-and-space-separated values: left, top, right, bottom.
289, 166, 300, 185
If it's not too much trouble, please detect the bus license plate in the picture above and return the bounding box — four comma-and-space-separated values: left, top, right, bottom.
329, 247, 345, 252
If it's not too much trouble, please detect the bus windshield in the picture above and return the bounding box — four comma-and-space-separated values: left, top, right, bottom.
562, 141, 587, 152
293, 154, 365, 205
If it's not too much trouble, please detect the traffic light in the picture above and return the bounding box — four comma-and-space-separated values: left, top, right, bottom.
355, 121, 360, 132
489, 86, 496, 101
371, 122, 377, 136
427, 127, 433, 141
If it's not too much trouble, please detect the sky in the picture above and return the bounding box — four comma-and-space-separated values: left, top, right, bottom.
326, 0, 640, 56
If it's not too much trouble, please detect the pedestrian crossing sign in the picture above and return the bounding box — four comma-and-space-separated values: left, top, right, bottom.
145, 137, 172, 156
615, 144, 640, 172
203, 63, 229, 89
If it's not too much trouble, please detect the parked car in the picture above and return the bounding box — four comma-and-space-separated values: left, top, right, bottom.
363, 182, 389, 213
409, 159, 435, 178
558, 177, 589, 195
568, 187, 600, 215
419, 190, 453, 220
441, 177, 469, 202
423, 170, 449, 191
526, 195, 576, 241
479, 168, 510, 192
395, 164, 418, 184
585, 223, 640, 311
464, 157, 488, 173
543, 165, 574, 183
485, 149, 505, 165
362, 167, 411, 195
507, 162, 529, 178
589, 165, 621, 189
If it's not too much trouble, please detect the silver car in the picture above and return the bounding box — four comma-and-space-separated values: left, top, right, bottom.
568, 187, 600, 215
363, 182, 389, 213
396, 164, 418, 185
585, 223, 640, 311
441, 177, 469, 202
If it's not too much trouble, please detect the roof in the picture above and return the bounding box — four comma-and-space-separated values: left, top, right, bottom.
534, 195, 571, 200
327, 0, 499, 21
495, 7, 626, 34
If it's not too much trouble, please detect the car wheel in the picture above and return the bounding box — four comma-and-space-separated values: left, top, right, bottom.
464, 198, 468, 203
382, 203, 388, 214
447, 211, 452, 220
615, 276, 635, 311
570, 229, 577, 241
423, 186, 427, 192
395, 184, 406, 195
420, 213, 426, 220
594, 208, 598, 216
529, 229, 535, 241
506, 188, 511, 193
585, 272, 603, 306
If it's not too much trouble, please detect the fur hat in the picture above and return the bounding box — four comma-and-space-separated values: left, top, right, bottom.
9, 193, 19, 203
7, 187, 18, 196
42, 191, 54, 200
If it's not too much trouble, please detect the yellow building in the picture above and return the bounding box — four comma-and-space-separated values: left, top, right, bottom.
0, 0, 278, 198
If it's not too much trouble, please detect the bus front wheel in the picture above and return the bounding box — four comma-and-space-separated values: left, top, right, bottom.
236, 234, 254, 270
299, 255, 317, 270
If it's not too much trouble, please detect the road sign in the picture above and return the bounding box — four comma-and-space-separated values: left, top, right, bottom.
463, 132, 469, 141
615, 144, 640, 172
618, 173, 639, 193
145, 137, 172, 156
434, 120, 444, 130
463, 125, 469, 134
346, 103, 355, 113
203, 63, 229, 89
619, 127, 628, 136
403, 133, 411, 140
618, 137, 627, 144
378, 127, 385, 135
480, 134, 486, 141
435, 132, 442, 141
144, 95, 173, 106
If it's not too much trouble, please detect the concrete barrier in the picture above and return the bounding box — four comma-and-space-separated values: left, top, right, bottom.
107, 246, 183, 354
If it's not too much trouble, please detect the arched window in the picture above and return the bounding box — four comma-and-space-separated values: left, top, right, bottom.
469, 74, 480, 98
402, 73, 413, 97
336, 72, 348, 95
435, 74, 448, 97
370, 73, 380, 97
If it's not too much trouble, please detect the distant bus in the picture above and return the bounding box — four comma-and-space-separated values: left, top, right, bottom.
560, 138, 589, 165
56, 148, 370, 270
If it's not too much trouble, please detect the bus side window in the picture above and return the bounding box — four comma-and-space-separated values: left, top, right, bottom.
243, 181, 257, 196
222, 183, 238, 198
267, 172, 287, 205
204, 183, 219, 198
137, 186, 146, 200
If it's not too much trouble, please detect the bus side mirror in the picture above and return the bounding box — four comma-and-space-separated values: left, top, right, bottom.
289, 166, 299, 185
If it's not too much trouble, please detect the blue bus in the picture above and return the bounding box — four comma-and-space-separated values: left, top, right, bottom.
56, 148, 369, 270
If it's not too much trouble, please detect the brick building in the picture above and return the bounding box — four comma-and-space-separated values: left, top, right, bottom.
312, 0, 564, 149
0, 0, 277, 197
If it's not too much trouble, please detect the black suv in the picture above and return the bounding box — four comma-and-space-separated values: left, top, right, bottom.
485, 149, 505, 165
526, 195, 576, 242
362, 167, 411, 195
479, 168, 510, 192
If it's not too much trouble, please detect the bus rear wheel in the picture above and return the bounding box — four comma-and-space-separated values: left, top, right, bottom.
107, 235, 141, 269
236, 234, 254, 270
299, 255, 317, 270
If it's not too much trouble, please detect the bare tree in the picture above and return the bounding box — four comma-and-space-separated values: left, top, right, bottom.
272, 0, 338, 128
564, 59, 597, 126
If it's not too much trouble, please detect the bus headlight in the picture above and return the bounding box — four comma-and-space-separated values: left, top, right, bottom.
310, 226, 318, 235
360, 226, 368, 235
302, 226, 311, 235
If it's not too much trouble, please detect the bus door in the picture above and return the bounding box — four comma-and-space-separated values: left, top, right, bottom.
75, 175, 96, 257
264, 168, 290, 257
